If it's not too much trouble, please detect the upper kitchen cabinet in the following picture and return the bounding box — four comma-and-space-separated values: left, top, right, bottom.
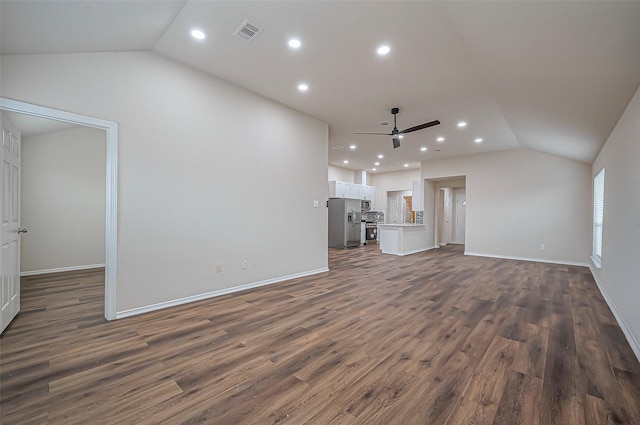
329, 181, 353, 198
362, 186, 376, 201
329, 181, 377, 208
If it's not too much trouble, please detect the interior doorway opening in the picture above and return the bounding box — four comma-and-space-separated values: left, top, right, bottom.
0, 98, 118, 321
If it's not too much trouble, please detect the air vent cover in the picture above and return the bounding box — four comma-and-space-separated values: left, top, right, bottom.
233, 19, 263, 42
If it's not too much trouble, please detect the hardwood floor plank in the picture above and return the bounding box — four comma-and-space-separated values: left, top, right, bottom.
492, 371, 542, 425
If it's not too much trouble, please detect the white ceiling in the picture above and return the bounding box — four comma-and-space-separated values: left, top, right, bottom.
2, 1, 639, 173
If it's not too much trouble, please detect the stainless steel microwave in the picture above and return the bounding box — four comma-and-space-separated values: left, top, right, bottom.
361, 200, 371, 211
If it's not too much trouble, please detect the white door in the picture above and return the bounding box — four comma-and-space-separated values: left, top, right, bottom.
1, 113, 22, 334
455, 193, 466, 244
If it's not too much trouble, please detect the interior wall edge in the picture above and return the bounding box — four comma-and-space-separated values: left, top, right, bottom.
20, 264, 105, 277
115, 267, 330, 320
464, 251, 589, 268
589, 264, 640, 364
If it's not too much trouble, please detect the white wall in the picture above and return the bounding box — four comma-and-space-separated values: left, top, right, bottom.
21, 126, 106, 272
369, 168, 421, 214
422, 148, 591, 264
1, 52, 329, 313
590, 86, 640, 359
328, 165, 355, 183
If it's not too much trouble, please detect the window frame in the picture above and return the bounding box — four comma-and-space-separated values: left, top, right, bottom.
592, 167, 605, 268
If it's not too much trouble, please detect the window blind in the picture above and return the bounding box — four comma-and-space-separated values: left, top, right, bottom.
593, 168, 605, 266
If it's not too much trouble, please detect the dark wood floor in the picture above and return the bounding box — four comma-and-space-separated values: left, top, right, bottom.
1, 245, 640, 424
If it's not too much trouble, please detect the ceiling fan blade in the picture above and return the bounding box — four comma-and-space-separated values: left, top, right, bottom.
400, 120, 441, 134
354, 132, 393, 136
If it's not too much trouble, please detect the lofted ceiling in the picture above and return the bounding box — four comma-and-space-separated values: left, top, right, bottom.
2, 1, 639, 173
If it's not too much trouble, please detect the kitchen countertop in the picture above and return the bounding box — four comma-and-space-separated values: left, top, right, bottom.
378, 223, 425, 227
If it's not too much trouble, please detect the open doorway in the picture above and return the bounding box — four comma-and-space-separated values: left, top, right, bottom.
425, 176, 466, 248
0, 98, 118, 320
11, 114, 107, 275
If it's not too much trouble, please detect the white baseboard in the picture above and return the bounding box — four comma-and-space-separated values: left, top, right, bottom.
464, 252, 588, 267
115, 267, 329, 320
589, 265, 640, 364
21, 264, 105, 276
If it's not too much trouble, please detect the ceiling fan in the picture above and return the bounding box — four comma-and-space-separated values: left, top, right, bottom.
355, 107, 440, 148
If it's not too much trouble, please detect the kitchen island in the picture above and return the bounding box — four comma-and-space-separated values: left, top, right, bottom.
378, 224, 435, 256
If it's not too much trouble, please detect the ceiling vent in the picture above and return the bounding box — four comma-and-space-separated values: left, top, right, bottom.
233, 19, 263, 42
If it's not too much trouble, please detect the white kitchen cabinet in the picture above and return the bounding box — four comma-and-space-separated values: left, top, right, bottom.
411, 180, 421, 211
329, 181, 352, 198
362, 185, 377, 209
350, 184, 363, 200
329, 181, 377, 206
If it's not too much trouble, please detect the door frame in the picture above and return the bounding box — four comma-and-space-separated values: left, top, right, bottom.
0, 97, 118, 321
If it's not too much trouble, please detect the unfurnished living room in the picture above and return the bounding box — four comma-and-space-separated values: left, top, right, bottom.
1, 1, 640, 424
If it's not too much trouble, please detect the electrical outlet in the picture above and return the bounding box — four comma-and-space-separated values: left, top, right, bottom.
216, 263, 222, 273
313, 200, 319, 208
242, 259, 248, 269
540, 244, 545, 250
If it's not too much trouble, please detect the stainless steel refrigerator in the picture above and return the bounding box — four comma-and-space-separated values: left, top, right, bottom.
328, 198, 362, 248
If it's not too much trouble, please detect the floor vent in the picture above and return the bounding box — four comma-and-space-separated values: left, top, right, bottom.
233, 19, 262, 42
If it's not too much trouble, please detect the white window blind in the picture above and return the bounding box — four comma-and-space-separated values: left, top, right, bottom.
592, 168, 605, 267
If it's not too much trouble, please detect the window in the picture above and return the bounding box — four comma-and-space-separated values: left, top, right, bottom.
592, 168, 605, 268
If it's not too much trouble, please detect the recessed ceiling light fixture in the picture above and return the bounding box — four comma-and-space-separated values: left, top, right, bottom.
374, 162, 380, 166
420, 147, 428, 151
372, 168, 377, 171
377, 45, 391, 55
343, 160, 349, 164
349, 145, 356, 150
457, 121, 467, 128
404, 164, 409, 167
378, 154, 384, 158
436, 137, 445, 142
191, 29, 206, 40
475, 138, 483, 143
288, 38, 301, 48
297, 83, 309, 92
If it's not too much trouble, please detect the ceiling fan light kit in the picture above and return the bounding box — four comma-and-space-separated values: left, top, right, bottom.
356, 107, 440, 148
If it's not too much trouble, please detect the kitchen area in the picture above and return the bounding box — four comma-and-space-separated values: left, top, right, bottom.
327, 182, 384, 249
328, 177, 432, 255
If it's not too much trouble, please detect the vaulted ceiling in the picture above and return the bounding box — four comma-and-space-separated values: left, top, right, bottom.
2, 1, 639, 172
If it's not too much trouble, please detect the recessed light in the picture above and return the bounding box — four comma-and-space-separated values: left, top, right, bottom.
377, 45, 390, 55
379, 121, 389, 126
420, 147, 427, 151
475, 138, 483, 143
404, 164, 409, 167
457, 122, 467, 128
436, 137, 445, 142
288, 38, 301, 48
343, 160, 349, 164
372, 168, 377, 171
191, 29, 206, 40
297, 83, 309, 92
349, 145, 356, 150
331, 145, 344, 150
378, 154, 384, 159
374, 162, 380, 166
